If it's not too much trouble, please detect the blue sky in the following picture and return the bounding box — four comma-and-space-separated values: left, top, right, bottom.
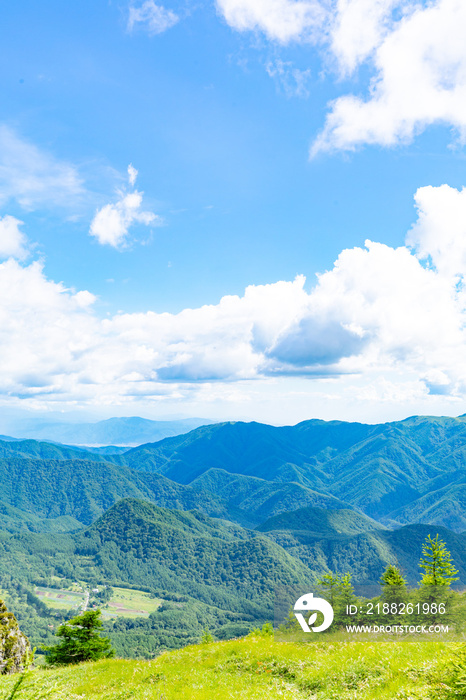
2, 0, 466, 426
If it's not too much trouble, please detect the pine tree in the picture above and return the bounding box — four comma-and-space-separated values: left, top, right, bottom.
44, 610, 114, 665
317, 571, 357, 628
381, 564, 408, 606
418, 534, 458, 625
317, 571, 341, 608
200, 628, 214, 644
419, 534, 459, 587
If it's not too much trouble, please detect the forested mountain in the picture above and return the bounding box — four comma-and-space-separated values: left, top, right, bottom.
0, 457, 218, 531
0, 498, 315, 650
0, 438, 124, 464
7, 414, 466, 534
188, 468, 349, 527
5, 414, 466, 534
257, 506, 466, 585
257, 505, 384, 537
119, 415, 466, 531
76, 499, 312, 610
0, 456, 349, 532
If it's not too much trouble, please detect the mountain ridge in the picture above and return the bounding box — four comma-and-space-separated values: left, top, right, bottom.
120, 415, 466, 531
7, 416, 213, 447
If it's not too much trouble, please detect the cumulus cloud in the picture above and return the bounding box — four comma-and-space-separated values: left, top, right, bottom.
0, 125, 83, 209
89, 165, 160, 248
216, 0, 325, 43
217, 1, 466, 154
329, 0, 406, 75
407, 184, 466, 281
4, 182, 466, 408
128, 1, 179, 35
265, 316, 367, 370
312, 0, 466, 154
0, 216, 28, 260
0, 259, 97, 399
217, 0, 403, 52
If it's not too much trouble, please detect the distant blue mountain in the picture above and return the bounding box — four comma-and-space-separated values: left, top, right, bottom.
11, 416, 213, 446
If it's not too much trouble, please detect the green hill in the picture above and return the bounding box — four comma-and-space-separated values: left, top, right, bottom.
257, 506, 385, 537
2, 495, 466, 659
0, 457, 221, 531
0, 501, 82, 534
0, 438, 124, 464
3, 413, 466, 661
5, 414, 466, 533
188, 468, 350, 527
0, 636, 455, 700
260, 509, 466, 585
122, 419, 366, 484
0, 498, 315, 656
0, 455, 355, 533
382, 523, 466, 583
75, 498, 313, 612
384, 476, 466, 531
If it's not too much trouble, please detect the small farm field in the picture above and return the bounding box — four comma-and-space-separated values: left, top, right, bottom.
102, 587, 161, 619
33, 586, 86, 611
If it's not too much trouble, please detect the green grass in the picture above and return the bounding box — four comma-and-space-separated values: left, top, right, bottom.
102, 587, 161, 619
0, 636, 459, 700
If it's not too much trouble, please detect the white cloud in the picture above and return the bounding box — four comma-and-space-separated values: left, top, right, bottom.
407, 184, 466, 281
303, 240, 462, 377
329, 0, 408, 76
218, 1, 466, 154
312, 0, 466, 154
89, 166, 160, 248
216, 0, 325, 43
217, 0, 405, 55
5, 183, 466, 412
128, 164, 138, 187
0, 259, 98, 399
128, 1, 179, 35
0, 216, 29, 260
0, 125, 83, 209
266, 59, 312, 98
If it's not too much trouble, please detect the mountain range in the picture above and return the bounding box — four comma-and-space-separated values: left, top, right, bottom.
119, 415, 466, 531
4, 414, 466, 533
2, 413, 466, 656
5, 416, 213, 446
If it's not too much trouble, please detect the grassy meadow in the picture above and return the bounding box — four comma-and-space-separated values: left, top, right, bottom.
102, 587, 161, 619
0, 635, 463, 700
32, 584, 160, 619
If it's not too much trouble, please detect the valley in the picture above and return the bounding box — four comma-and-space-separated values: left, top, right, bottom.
1, 414, 466, 661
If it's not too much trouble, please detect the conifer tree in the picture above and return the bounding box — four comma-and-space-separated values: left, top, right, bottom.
317, 571, 357, 627
419, 534, 459, 587
44, 610, 114, 665
418, 534, 458, 625
381, 564, 408, 606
